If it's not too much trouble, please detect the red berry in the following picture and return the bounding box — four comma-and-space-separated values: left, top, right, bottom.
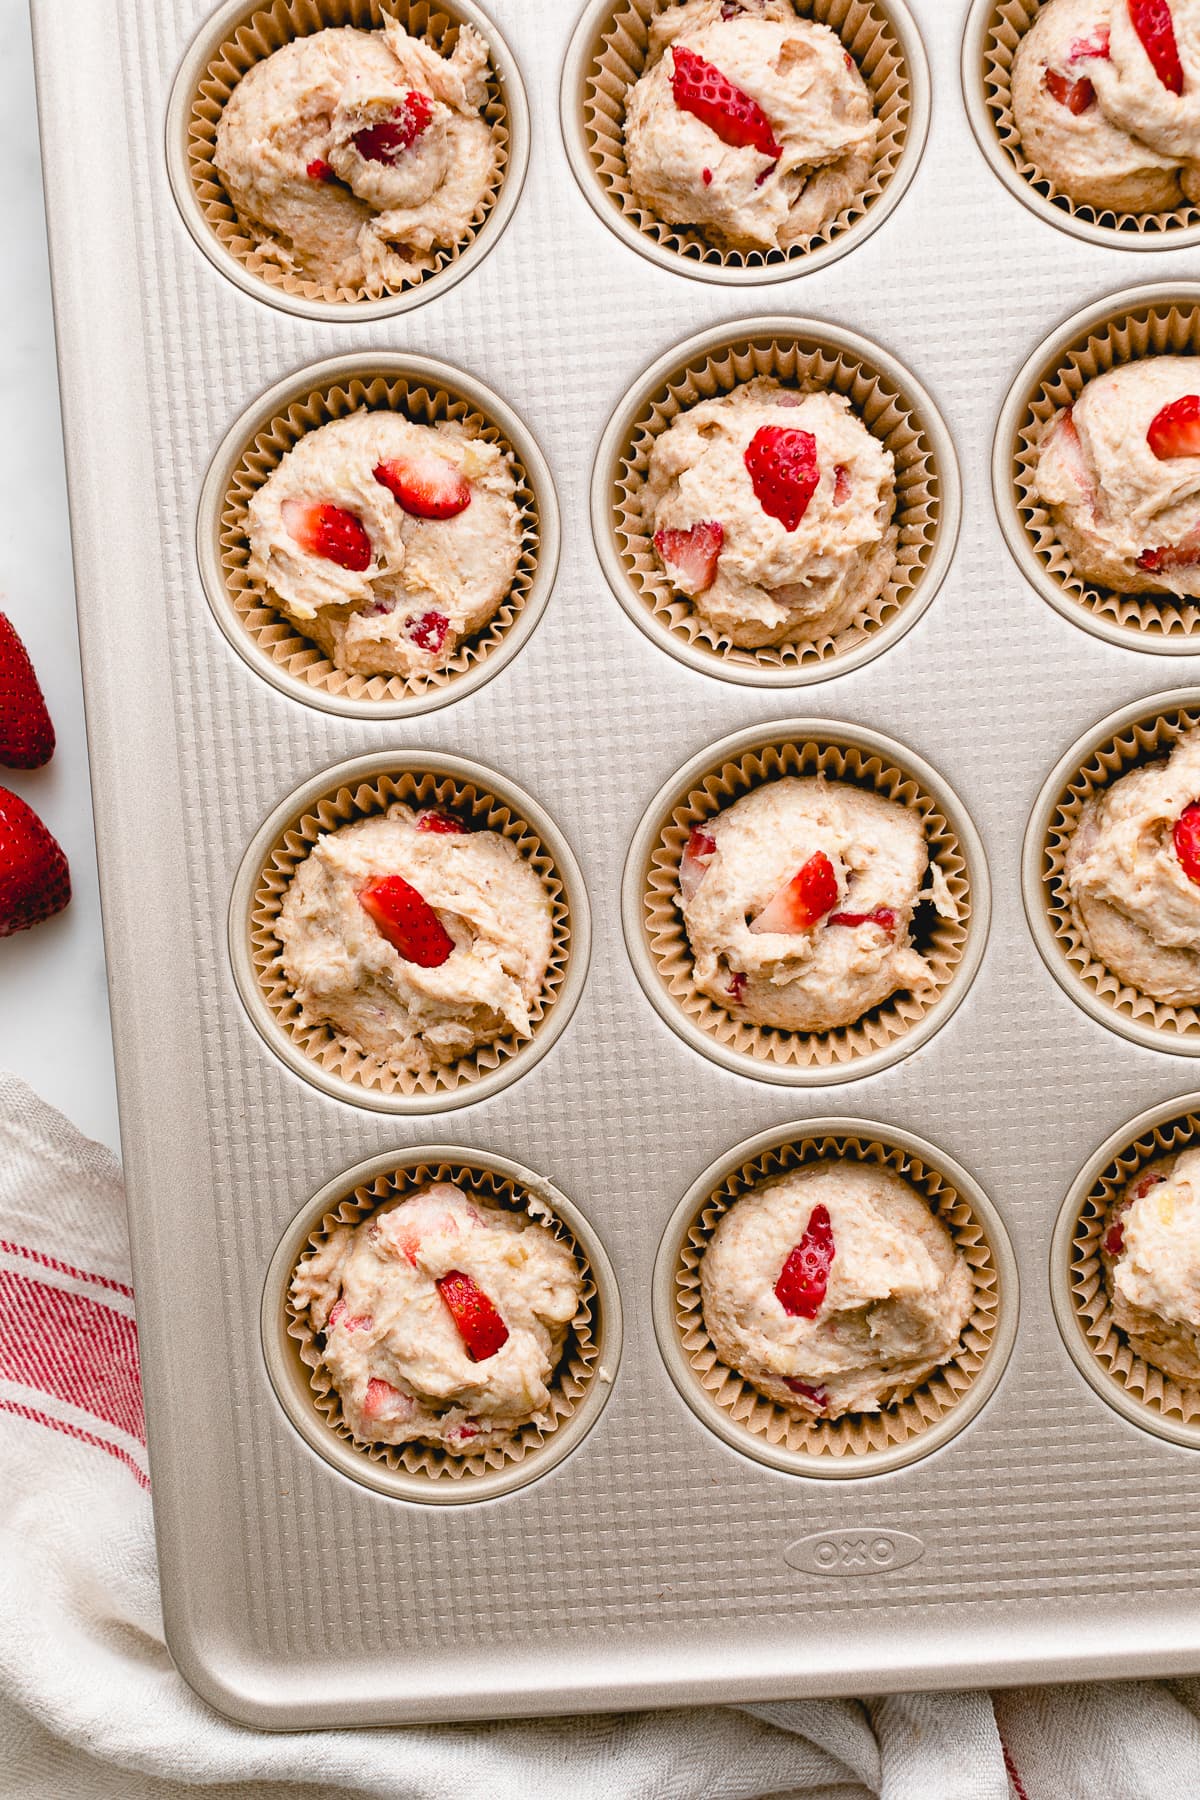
1128, 0, 1184, 95
351, 90, 434, 163
726, 970, 747, 1003
327, 1298, 373, 1332
775, 1205, 836, 1319
436, 1270, 509, 1361
1068, 27, 1111, 58
1133, 1171, 1166, 1200
281, 499, 371, 571
702, 166, 713, 186
358, 873, 454, 967
1147, 394, 1200, 459
415, 809, 468, 834
0, 787, 70, 936
750, 850, 838, 935
1045, 68, 1097, 111
654, 519, 724, 594
680, 827, 718, 903
373, 451, 471, 520
833, 464, 851, 506
1103, 1223, 1125, 1255
306, 157, 337, 182
1174, 801, 1200, 884
744, 426, 820, 532
0, 615, 54, 769
405, 611, 450, 654
783, 1377, 828, 1409
828, 906, 896, 935
669, 44, 782, 160
362, 1377, 411, 1420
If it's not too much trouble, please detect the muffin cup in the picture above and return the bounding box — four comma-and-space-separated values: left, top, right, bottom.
963, 0, 1200, 250
592, 316, 959, 686
995, 282, 1200, 653
165, 0, 528, 320
263, 1148, 622, 1501
621, 719, 989, 1085
228, 751, 590, 1112
1023, 688, 1200, 1056
560, 0, 929, 284
653, 1120, 1017, 1478
197, 353, 558, 718
1052, 1097, 1200, 1450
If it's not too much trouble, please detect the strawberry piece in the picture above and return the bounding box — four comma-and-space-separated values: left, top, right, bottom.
1103, 1223, 1125, 1255
306, 157, 337, 182
373, 451, 470, 520
1148, 394, 1200, 459
328, 1298, 373, 1333
1045, 68, 1096, 111
0, 788, 70, 937
828, 906, 896, 935
680, 827, 717, 903
358, 874, 454, 967
775, 1205, 836, 1319
1137, 524, 1200, 573
1128, 0, 1184, 94
833, 464, 851, 505
744, 426, 820, 531
351, 90, 434, 163
669, 44, 782, 159
1134, 1171, 1166, 1200
653, 520, 724, 593
362, 1377, 411, 1421
1174, 802, 1200, 883
405, 611, 450, 654
784, 1377, 828, 1408
1068, 27, 1111, 58
0, 616, 54, 769
702, 166, 714, 186
281, 499, 371, 571
727, 970, 747, 1003
415, 808, 468, 834
750, 850, 838, 935
436, 1270, 509, 1361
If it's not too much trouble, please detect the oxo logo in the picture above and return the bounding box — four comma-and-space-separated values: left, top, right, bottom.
784, 1529, 925, 1577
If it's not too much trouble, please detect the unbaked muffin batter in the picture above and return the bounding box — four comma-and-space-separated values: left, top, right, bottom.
1103, 1147, 1200, 1382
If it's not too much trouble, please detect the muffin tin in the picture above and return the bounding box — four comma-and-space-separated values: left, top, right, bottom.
34, 0, 1200, 1729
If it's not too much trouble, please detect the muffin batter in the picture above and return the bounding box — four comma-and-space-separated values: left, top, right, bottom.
275, 803, 554, 1072
1103, 1147, 1200, 1382
247, 409, 523, 678
701, 1161, 974, 1418
644, 376, 897, 647
679, 776, 953, 1032
214, 18, 497, 290
623, 0, 878, 253
291, 1183, 584, 1450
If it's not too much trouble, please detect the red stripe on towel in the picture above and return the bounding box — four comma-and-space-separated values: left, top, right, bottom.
1001, 1737, 1031, 1800
0, 1237, 134, 1298
0, 1397, 149, 1488
0, 1266, 144, 1443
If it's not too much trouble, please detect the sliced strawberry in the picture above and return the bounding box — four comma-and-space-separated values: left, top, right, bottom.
281, 499, 371, 571
1045, 68, 1096, 111
833, 464, 851, 505
436, 1270, 509, 1361
0, 788, 70, 937
373, 450, 470, 519
327, 1298, 373, 1333
680, 827, 717, 903
1128, 0, 1184, 94
744, 426, 820, 532
415, 808, 468, 834
405, 611, 450, 654
1174, 801, 1200, 883
828, 906, 897, 935
750, 850, 838, 935
784, 1377, 828, 1409
0, 615, 55, 769
1133, 1171, 1166, 1200
1148, 395, 1200, 459
362, 1377, 412, 1421
653, 520, 724, 594
775, 1205, 836, 1319
351, 90, 434, 163
358, 873, 454, 967
1103, 1223, 1125, 1255
727, 970, 747, 1003
669, 44, 782, 160
306, 157, 337, 182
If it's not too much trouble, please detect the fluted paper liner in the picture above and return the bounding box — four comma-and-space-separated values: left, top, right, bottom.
1010, 297, 1200, 643
580, 0, 912, 271
286, 1160, 600, 1482
978, 0, 1200, 240
249, 769, 572, 1097
185, 0, 510, 307
611, 330, 940, 674
673, 1132, 1001, 1462
642, 737, 972, 1071
219, 371, 540, 708
1040, 701, 1200, 1041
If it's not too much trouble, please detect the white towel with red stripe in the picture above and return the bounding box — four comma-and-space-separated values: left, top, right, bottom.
1, 1070, 1199, 1800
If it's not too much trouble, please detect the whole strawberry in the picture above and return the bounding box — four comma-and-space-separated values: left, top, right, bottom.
0, 614, 55, 769
0, 787, 70, 936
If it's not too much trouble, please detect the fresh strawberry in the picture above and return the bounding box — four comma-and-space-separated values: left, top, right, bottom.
415, 808, 468, 834
405, 611, 450, 654
669, 44, 782, 159
702, 166, 714, 186
828, 906, 896, 935
784, 1377, 828, 1409
436, 1270, 509, 1361
1175, 801, 1200, 883
281, 499, 371, 571
1133, 1171, 1166, 1199
775, 1205, 835, 1319
362, 1377, 413, 1421
327, 1298, 373, 1333
1128, 0, 1184, 94
0, 788, 70, 937
750, 850, 838, 935
373, 450, 470, 519
744, 426, 820, 531
0, 615, 55, 768
1136, 526, 1200, 573
653, 520, 724, 593
1045, 68, 1096, 111
833, 464, 851, 505
727, 970, 747, 1003
351, 90, 434, 163
358, 873, 454, 967
1147, 394, 1200, 459
680, 827, 717, 903
1103, 1223, 1125, 1255
306, 157, 337, 182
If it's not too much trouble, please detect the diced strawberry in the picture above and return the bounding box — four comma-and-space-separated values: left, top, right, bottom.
328, 1297, 372, 1333
1128, 0, 1184, 95
405, 611, 450, 654
750, 850, 838, 935
436, 1270, 509, 1361
1133, 1171, 1166, 1199
702, 166, 713, 186
828, 906, 897, 935
306, 157, 337, 182
775, 1205, 836, 1319
1103, 1223, 1125, 1255
281, 499, 371, 571
1068, 27, 1110, 58
351, 90, 434, 163
448, 1421, 480, 1445
727, 970, 747, 1003
653, 520, 724, 594
679, 827, 717, 903
1045, 68, 1096, 111
1174, 801, 1200, 883
358, 874, 454, 967
744, 426, 820, 532
1137, 525, 1200, 573
373, 450, 470, 519
0, 615, 55, 769
0, 787, 70, 937
1148, 395, 1200, 459
415, 808, 468, 834
784, 1377, 828, 1409
669, 44, 782, 160
362, 1377, 412, 1421
833, 464, 851, 505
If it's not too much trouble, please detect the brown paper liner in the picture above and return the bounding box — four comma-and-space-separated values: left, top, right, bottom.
220, 372, 540, 706
580, 0, 912, 270
1041, 701, 1200, 1041
249, 770, 573, 1097
642, 737, 971, 1071
612, 331, 939, 673
186, 0, 510, 307
980, 1, 1200, 238
1011, 300, 1200, 643
1068, 1112, 1200, 1427
674, 1131, 1001, 1460
286, 1160, 600, 1481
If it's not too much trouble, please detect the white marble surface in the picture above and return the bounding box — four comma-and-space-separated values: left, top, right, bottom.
0, 0, 121, 1153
